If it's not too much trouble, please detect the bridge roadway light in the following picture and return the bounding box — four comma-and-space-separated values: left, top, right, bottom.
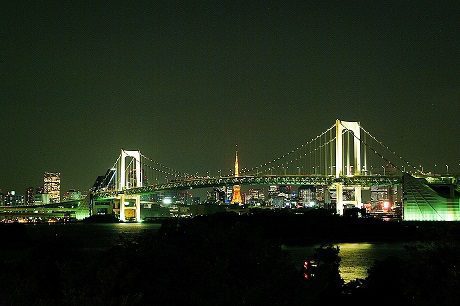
446, 164, 449, 174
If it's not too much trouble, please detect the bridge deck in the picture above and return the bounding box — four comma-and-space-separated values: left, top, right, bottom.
94, 175, 403, 199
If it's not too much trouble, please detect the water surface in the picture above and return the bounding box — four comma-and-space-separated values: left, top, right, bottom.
284, 242, 409, 282
20, 223, 411, 282
24, 222, 162, 249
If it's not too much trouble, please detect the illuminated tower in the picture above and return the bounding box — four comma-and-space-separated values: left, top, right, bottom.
231, 150, 242, 204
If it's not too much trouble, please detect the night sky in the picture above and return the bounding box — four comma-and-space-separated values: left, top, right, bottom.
1, 1, 459, 193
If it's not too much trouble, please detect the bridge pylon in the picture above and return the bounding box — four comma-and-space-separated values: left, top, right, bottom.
335, 120, 363, 215
118, 149, 143, 222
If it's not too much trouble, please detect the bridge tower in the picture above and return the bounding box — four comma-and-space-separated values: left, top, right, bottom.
231, 150, 243, 204
118, 150, 143, 222
335, 120, 363, 215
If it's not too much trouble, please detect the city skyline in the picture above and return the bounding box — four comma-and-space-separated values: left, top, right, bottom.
1, 1, 459, 192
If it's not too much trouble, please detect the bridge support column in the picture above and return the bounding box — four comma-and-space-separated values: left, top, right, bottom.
117, 149, 143, 222
119, 194, 125, 221
336, 183, 344, 215
354, 186, 362, 208
118, 194, 141, 222
135, 195, 141, 222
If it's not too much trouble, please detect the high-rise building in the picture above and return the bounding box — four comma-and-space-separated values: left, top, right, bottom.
44, 172, 61, 203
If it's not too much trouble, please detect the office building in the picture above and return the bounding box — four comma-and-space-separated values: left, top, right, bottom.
44, 172, 61, 203
4, 191, 24, 206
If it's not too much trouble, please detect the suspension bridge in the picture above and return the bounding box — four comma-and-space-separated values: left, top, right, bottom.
90, 119, 459, 222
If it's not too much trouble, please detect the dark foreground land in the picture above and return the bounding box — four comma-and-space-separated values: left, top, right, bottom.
1, 211, 460, 305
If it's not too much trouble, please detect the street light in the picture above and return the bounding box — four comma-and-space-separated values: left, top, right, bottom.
382, 165, 385, 176
446, 164, 449, 175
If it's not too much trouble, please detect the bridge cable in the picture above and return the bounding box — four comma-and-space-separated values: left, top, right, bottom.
139, 153, 192, 178
241, 124, 335, 175
338, 122, 416, 174
358, 125, 422, 174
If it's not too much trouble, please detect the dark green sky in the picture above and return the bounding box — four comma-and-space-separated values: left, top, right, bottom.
1, 1, 459, 192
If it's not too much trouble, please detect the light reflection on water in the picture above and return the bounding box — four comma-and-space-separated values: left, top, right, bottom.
284, 242, 408, 282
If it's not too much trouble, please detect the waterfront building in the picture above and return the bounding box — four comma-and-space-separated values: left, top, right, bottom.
206, 189, 220, 203
63, 189, 82, 201
34, 193, 50, 205
271, 195, 287, 208
26, 187, 35, 205
215, 187, 227, 203
177, 190, 193, 205
225, 186, 233, 203
299, 186, 316, 207
4, 191, 25, 206
245, 188, 265, 206
268, 185, 279, 198
279, 185, 291, 195
44, 172, 61, 203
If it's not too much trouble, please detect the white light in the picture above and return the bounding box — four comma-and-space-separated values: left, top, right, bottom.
383, 201, 390, 209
